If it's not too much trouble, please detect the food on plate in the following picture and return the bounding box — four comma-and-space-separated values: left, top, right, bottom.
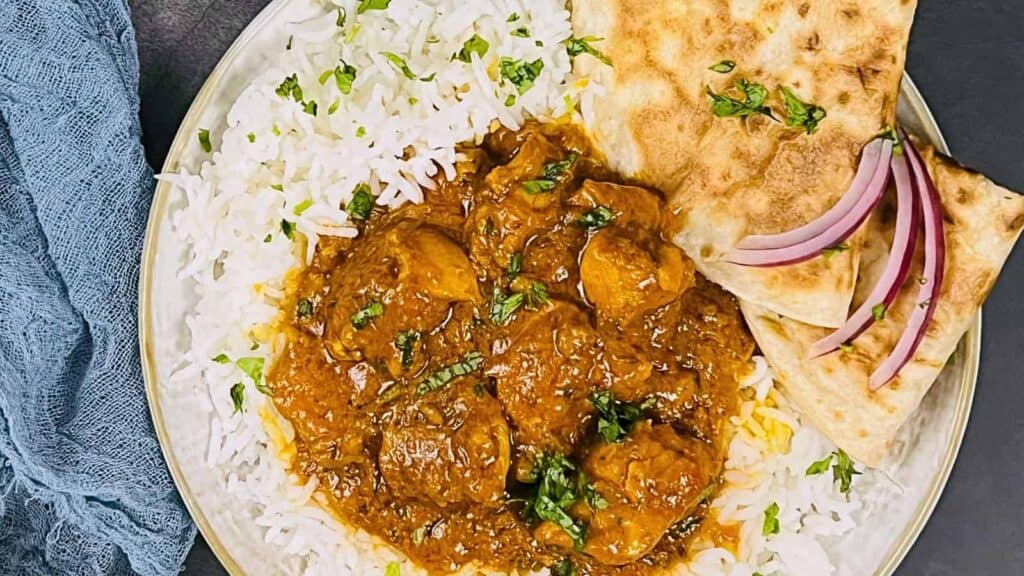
266, 123, 754, 573
157, 0, 1024, 574
571, 0, 917, 328
742, 143, 1024, 465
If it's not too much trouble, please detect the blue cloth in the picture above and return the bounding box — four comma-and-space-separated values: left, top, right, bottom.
0, 1, 196, 574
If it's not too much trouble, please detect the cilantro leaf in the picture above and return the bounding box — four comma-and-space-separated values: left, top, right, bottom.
395, 330, 420, 369
763, 502, 780, 536
832, 449, 862, 494
706, 79, 773, 119
357, 0, 391, 14
780, 86, 827, 134
351, 300, 384, 330
416, 352, 485, 394
198, 129, 212, 153
523, 179, 556, 194
381, 52, 433, 81
456, 34, 489, 63
806, 454, 834, 476
499, 57, 544, 95
709, 60, 736, 73
230, 382, 245, 413
871, 303, 887, 322
521, 454, 589, 550
296, 298, 314, 318
578, 205, 616, 230
507, 252, 523, 282
281, 220, 296, 240
347, 184, 375, 221
490, 287, 524, 325
566, 36, 611, 66
590, 391, 653, 443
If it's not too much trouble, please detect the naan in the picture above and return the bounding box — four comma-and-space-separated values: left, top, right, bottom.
572, 0, 917, 327
742, 145, 1024, 466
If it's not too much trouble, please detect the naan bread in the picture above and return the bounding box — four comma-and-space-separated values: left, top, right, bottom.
742, 145, 1024, 466
573, 0, 917, 327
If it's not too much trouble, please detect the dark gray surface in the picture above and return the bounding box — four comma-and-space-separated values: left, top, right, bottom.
129, 1, 1024, 574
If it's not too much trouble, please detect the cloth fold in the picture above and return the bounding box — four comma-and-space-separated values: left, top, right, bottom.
0, 1, 195, 574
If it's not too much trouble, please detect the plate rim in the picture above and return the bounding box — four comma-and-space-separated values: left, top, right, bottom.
136, 4, 980, 573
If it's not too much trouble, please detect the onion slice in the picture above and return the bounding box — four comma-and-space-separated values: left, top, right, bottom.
737, 139, 886, 250
726, 139, 894, 267
870, 136, 946, 389
809, 152, 919, 357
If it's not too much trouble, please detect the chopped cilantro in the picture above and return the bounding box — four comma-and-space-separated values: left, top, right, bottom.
490, 287, 524, 325
544, 153, 578, 180
347, 184, 375, 221
456, 34, 489, 63
521, 454, 590, 550
395, 330, 420, 368
707, 79, 772, 119
780, 86, 827, 134
302, 100, 318, 116
523, 179, 556, 194
230, 382, 245, 413
590, 391, 654, 443
335, 7, 346, 27
512, 27, 531, 38
504, 94, 517, 107
281, 219, 296, 239
506, 12, 520, 22
275, 74, 303, 102
381, 51, 433, 81
212, 353, 231, 364
806, 454, 834, 476
246, 132, 256, 143
577, 205, 616, 230
296, 298, 314, 318
507, 252, 523, 282
565, 36, 611, 66
525, 281, 550, 308
872, 303, 887, 322
263, 233, 272, 243
499, 57, 544, 95
350, 300, 384, 330
198, 129, 212, 153
270, 184, 284, 192
763, 502, 780, 536
356, 126, 366, 138
357, 0, 391, 14
334, 60, 358, 94
383, 561, 401, 576
416, 352, 485, 394
822, 242, 849, 260
328, 98, 340, 115
709, 59, 736, 73
832, 449, 861, 494
293, 199, 313, 216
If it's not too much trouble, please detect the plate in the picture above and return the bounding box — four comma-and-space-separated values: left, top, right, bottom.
138, 1, 979, 574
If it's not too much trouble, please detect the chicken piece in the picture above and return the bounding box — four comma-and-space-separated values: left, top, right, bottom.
578, 423, 718, 565
488, 301, 602, 478
581, 230, 696, 325
379, 381, 511, 508
324, 222, 479, 370
387, 223, 480, 302
485, 132, 575, 209
568, 180, 664, 230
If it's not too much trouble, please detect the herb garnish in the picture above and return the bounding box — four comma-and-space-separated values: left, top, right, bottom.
357, 0, 390, 14
198, 129, 212, 153
395, 330, 420, 368
347, 185, 374, 220
356, 126, 367, 138
551, 559, 575, 576
297, 298, 314, 318
455, 34, 489, 63
504, 94, 517, 107
303, 100, 318, 116
578, 205, 616, 230
335, 8, 346, 27
822, 242, 849, 260
709, 60, 736, 73
499, 57, 544, 95
276, 74, 304, 102
332, 60, 358, 94
328, 99, 341, 115
523, 179, 557, 195
871, 303, 887, 322
293, 199, 313, 216
706, 79, 772, 119
512, 27, 531, 38
507, 252, 523, 282
806, 449, 861, 494
236, 357, 270, 395
351, 301, 384, 329
832, 449, 861, 493
524, 281, 550, 308
263, 234, 273, 243
521, 454, 597, 549
839, 342, 855, 353
230, 382, 245, 413
506, 13, 520, 22
591, 391, 654, 443
416, 352, 484, 394
270, 184, 284, 192
762, 502, 781, 536
490, 287, 524, 325
780, 86, 827, 134
213, 354, 231, 364
281, 220, 296, 240
382, 52, 433, 81
578, 471, 608, 510
544, 153, 578, 180
383, 561, 401, 576
565, 36, 611, 66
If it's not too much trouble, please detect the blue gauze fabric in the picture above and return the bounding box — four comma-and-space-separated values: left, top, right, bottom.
0, 1, 196, 574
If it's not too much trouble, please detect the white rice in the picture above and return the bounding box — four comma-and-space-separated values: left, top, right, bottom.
162, 1, 888, 574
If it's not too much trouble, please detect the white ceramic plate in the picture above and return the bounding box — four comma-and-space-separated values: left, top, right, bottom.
138, 1, 979, 574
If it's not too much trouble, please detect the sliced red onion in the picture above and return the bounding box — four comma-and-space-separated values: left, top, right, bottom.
810, 152, 919, 357
726, 139, 894, 267
737, 139, 886, 250
870, 136, 946, 390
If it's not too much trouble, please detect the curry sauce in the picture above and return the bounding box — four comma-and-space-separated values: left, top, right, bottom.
267, 123, 755, 575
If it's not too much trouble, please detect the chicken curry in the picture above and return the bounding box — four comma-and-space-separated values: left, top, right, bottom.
268, 123, 755, 575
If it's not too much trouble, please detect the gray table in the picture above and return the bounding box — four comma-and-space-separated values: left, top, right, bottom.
130, 1, 1024, 574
